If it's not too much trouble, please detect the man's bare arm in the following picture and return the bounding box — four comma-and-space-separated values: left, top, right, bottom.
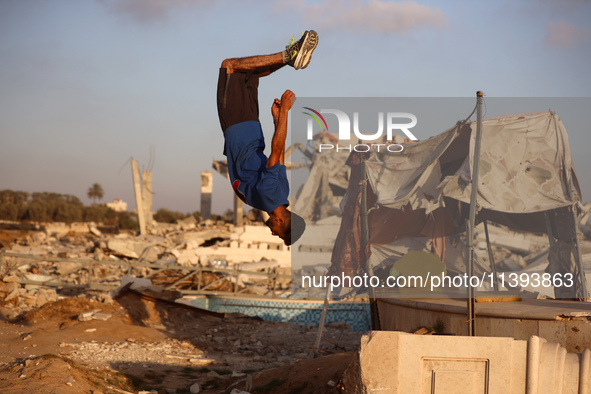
267, 90, 295, 168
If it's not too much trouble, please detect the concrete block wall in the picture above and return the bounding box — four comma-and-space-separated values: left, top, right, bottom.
342, 331, 591, 393
237, 225, 284, 246
376, 298, 591, 353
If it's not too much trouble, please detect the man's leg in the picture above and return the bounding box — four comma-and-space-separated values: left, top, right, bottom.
217, 66, 260, 132
221, 30, 319, 75
221, 53, 284, 75
217, 30, 319, 131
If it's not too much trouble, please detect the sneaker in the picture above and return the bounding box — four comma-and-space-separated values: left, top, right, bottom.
285, 30, 319, 70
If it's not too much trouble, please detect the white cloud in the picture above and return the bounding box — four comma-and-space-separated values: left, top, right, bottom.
97, 0, 213, 23
99, 0, 447, 32
536, 0, 590, 13
277, 0, 448, 33
545, 20, 591, 47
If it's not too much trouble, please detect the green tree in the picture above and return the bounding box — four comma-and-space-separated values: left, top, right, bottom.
24, 200, 51, 222
83, 204, 110, 223
87, 183, 104, 205
0, 203, 19, 221
0, 190, 29, 221
54, 201, 82, 223
117, 211, 138, 230
153, 208, 188, 223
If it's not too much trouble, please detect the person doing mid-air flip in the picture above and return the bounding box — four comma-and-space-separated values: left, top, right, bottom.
217, 31, 318, 245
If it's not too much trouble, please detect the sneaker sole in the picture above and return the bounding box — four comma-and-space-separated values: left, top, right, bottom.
294, 30, 319, 70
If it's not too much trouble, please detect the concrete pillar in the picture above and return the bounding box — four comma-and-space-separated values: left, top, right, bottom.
131, 159, 146, 235
142, 170, 153, 226
234, 195, 244, 227
201, 171, 212, 220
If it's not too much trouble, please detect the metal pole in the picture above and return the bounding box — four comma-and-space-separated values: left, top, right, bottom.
142, 170, 153, 226
200, 171, 213, 220
466, 91, 484, 336
571, 205, 589, 300
465, 219, 475, 335
360, 153, 380, 330
564, 171, 589, 300
234, 195, 244, 227
313, 286, 331, 355
544, 212, 556, 249
483, 221, 499, 291
131, 159, 147, 235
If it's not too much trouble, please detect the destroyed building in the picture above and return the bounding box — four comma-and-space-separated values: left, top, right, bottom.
2, 102, 591, 392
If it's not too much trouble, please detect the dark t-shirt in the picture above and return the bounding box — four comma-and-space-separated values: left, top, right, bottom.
223, 120, 289, 213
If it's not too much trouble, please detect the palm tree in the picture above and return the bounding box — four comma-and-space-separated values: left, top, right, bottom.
87, 183, 104, 205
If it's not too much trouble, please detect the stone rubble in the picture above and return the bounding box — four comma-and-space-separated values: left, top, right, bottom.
2, 213, 591, 392
0, 219, 293, 312
61, 318, 362, 370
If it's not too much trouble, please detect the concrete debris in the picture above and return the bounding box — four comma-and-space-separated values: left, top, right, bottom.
0, 281, 18, 294
118, 276, 154, 291
344, 331, 590, 393
0, 219, 294, 308
56, 262, 82, 276
475, 223, 548, 254
2, 275, 20, 283
412, 327, 433, 335
92, 312, 112, 321
78, 310, 101, 322
61, 316, 361, 376
89, 225, 102, 237
498, 254, 527, 271
177, 215, 197, 230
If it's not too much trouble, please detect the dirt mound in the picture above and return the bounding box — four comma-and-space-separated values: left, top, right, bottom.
20, 296, 100, 324
246, 352, 355, 393
0, 289, 363, 393
0, 354, 134, 394
114, 288, 222, 330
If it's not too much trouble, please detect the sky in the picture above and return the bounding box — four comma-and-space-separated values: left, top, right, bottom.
1, 0, 590, 215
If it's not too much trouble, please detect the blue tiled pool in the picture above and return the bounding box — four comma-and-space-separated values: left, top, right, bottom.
189, 296, 371, 332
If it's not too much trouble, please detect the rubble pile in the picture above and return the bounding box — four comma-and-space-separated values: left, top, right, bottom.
0, 284, 362, 393
65, 318, 361, 372
0, 219, 292, 313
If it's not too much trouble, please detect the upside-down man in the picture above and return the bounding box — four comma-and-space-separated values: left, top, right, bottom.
216, 31, 318, 245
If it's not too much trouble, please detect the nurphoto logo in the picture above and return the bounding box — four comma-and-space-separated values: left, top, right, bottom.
302, 107, 418, 152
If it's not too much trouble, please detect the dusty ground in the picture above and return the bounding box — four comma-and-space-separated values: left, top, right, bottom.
0, 290, 361, 394
0, 226, 364, 393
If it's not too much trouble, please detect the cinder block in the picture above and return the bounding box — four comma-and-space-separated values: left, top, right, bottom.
343, 331, 590, 394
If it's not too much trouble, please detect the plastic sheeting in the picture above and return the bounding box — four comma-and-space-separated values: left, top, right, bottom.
366, 111, 581, 217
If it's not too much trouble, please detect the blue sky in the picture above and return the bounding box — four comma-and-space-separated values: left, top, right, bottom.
1, 0, 590, 215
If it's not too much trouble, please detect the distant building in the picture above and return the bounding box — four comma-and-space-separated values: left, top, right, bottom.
106, 198, 128, 212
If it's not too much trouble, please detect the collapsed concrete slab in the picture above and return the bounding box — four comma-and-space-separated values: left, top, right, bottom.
342, 330, 590, 393
107, 238, 140, 259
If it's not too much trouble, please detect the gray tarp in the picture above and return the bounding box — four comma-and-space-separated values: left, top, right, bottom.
328, 110, 587, 298
365, 111, 581, 217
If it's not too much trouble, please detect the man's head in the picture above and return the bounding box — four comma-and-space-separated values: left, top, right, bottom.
266, 207, 306, 246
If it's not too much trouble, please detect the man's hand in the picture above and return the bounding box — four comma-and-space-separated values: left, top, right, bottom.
267, 90, 295, 168
271, 98, 281, 121
280, 90, 296, 112
271, 90, 296, 123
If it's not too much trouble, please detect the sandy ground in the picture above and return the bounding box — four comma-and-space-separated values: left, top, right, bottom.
0, 290, 361, 394
0, 226, 364, 393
